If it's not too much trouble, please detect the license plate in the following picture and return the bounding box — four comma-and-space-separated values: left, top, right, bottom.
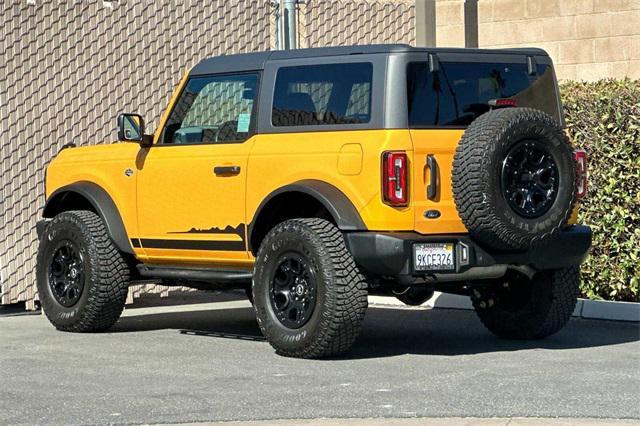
413, 243, 455, 271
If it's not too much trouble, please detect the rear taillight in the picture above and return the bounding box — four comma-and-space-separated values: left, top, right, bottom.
574, 149, 587, 199
488, 98, 517, 108
382, 151, 408, 206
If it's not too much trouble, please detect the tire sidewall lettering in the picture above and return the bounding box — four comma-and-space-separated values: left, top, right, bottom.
37, 214, 97, 326
495, 129, 573, 237
254, 221, 335, 354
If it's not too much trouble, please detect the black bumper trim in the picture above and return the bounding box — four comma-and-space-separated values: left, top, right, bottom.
344, 225, 592, 277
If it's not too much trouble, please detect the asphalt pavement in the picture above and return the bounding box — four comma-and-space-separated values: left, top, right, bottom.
1, 293, 638, 425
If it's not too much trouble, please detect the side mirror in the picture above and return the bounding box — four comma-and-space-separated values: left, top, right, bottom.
117, 113, 152, 147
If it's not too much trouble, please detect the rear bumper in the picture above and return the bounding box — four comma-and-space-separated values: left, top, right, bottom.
344, 225, 592, 279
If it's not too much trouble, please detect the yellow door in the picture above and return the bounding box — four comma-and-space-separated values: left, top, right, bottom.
136, 141, 254, 266
135, 72, 259, 267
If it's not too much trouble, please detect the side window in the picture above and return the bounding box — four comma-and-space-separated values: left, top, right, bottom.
162, 73, 258, 144
272, 63, 373, 127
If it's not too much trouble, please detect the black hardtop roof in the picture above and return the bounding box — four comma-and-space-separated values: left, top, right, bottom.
190, 44, 549, 76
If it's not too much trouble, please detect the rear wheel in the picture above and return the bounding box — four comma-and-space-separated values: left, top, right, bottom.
36, 210, 130, 332
471, 267, 580, 339
253, 218, 368, 358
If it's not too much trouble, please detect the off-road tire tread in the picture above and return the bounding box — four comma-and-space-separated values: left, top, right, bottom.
254, 218, 368, 358
452, 108, 576, 250
472, 267, 580, 339
38, 210, 130, 332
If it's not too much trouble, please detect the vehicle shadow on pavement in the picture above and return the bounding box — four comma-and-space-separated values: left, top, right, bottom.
111, 303, 639, 359
345, 307, 640, 360
112, 305, 264, 339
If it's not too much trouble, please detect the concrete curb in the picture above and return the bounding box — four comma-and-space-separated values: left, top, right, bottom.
369, 293, 640, 322
196, 417, 640, 425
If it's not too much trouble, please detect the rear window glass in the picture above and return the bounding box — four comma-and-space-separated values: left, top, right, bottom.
407, 61, 560, 127
272, 63, 373, 127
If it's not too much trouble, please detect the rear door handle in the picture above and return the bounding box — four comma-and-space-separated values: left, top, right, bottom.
214, 165, 241, 176
426, 155, 438, 200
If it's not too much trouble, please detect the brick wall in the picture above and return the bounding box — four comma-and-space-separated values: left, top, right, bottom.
435, 0, 640, 81
299, 0, 415, 47
0, 0, 271, 308
0, 0, 416, 308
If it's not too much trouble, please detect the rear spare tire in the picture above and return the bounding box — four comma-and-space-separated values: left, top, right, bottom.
452, 108, 576, 250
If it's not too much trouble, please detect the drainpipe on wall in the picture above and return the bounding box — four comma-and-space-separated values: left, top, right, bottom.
271, 1, 282, 50
280, 0, 297, 50
464, 0, 479, 48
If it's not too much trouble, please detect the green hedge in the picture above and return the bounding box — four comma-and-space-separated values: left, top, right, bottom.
561, 79, 639, 302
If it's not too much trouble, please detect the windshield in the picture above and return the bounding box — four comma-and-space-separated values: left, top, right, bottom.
407, 60, 561, 127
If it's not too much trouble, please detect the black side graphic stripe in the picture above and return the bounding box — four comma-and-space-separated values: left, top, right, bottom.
168, 224, 246, 240
131, 238, 141, 248
137, 239, 246, 251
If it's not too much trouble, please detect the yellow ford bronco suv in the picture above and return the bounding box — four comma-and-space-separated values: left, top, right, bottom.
37, 45, 591, 358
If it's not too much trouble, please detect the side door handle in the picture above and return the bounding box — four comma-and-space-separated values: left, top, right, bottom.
214, 165, 241, 176
426, 155, 438, 200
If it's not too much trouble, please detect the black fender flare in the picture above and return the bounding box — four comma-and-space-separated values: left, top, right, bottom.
43, 181, 133, 254
248, 180, 367, 250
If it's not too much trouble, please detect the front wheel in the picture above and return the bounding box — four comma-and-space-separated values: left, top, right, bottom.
36, 210, 130, 332
252, 218, 368, 358
471, 267, 580, 339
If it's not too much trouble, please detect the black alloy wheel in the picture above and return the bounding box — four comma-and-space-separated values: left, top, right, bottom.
36, 210, 130, 332
270, 254, 317, 329
48, 240, 85, 307
501, 139, 559, 218
252, 218, 368, 358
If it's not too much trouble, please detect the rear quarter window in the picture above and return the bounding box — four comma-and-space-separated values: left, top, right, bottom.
272, 62, 373, 127
407, 60, 561, 127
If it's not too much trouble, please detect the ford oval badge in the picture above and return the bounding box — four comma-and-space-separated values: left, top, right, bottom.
424, 210, 441, 219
